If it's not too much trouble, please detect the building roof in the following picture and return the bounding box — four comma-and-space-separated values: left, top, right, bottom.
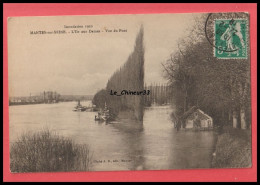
181, 106, 212, 120
181, 106, 198, 120
197, 109, 212, 120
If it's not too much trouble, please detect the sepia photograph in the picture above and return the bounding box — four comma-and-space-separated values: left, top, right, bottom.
8, 12, 252, 173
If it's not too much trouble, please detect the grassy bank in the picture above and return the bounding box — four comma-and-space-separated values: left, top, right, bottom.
10, 129, 92, 172
212, 126, 251, 168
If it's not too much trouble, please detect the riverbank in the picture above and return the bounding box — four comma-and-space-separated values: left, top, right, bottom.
9, 100, 73, 106
212, 126, 251, 168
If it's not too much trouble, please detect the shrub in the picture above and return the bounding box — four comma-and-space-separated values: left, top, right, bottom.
10, 129, 92, 172
212, 127, 251, 168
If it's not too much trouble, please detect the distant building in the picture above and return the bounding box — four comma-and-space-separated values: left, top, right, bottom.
182, 106, 213, 129
9, 90, 60, 105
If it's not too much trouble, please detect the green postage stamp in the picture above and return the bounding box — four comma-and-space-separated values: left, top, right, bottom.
214, 19, 248, 59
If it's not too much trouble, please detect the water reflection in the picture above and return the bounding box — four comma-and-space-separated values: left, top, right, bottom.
168, 130, 216, 169
111, 119, 145, 170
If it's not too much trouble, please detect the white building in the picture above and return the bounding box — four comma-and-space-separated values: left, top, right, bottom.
183, 107, 213, 129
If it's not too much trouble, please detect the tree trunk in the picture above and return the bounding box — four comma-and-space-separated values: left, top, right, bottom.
228, 109, 232, 126
183, 90, 187, 113
233, 110, 238, 128
240, 107, 246, 129
222, 109, 225, 125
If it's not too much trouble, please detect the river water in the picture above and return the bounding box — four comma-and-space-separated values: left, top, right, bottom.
9, 101, 217, 171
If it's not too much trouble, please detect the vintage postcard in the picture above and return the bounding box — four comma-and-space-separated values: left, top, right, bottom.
8, 12, 251, 173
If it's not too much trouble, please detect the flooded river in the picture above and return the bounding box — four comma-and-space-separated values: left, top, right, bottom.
9, 101, 217, 171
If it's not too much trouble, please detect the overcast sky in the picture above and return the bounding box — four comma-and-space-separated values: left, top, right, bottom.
8, 13, 200, 96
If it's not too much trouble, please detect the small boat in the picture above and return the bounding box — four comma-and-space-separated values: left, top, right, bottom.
95, 102, 111, 121
73, 100, 87, 112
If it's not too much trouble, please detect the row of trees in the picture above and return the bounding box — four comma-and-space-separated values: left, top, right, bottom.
163, 13, 251, 129
93, 26, 145, 121
42, 91, 60, 103
144, 83, 172, 106
9, 91, 61, 105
